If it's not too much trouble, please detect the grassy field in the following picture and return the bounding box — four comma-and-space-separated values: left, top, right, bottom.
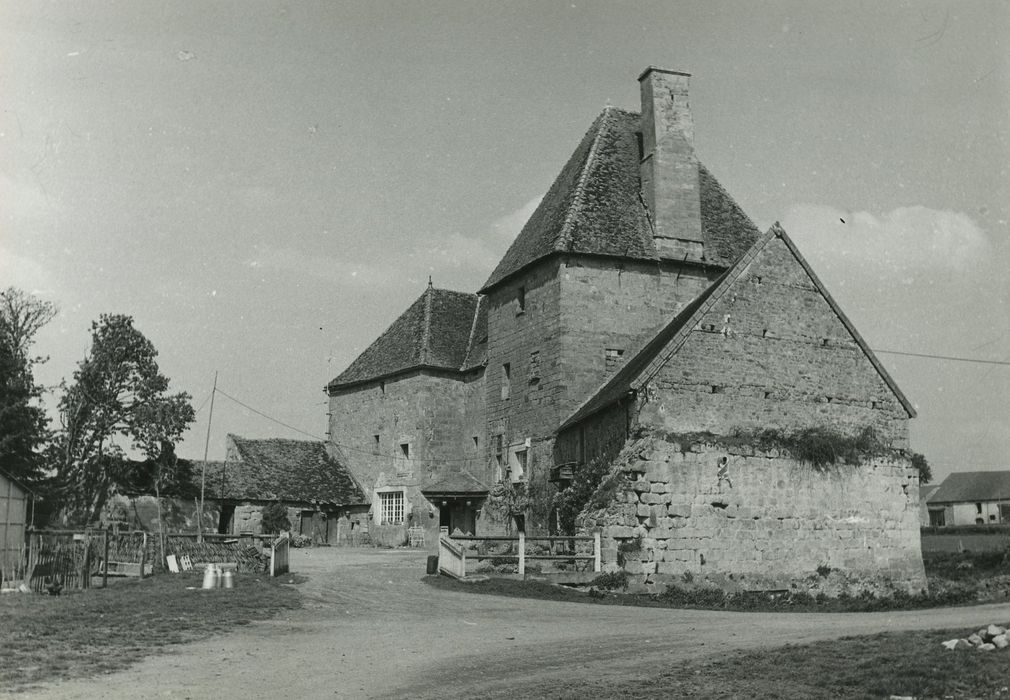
0, 571, 301, 692
493, 629, 1010, 699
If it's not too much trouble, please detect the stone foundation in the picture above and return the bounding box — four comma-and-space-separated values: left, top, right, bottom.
580, 436, 927, 595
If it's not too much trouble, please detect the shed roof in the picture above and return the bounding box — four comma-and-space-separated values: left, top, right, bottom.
328, 286, 480, 389
927, 471, 1010, 504
204, 436, 366, 505
0, 467, 34, 495
480, 107, 760, 292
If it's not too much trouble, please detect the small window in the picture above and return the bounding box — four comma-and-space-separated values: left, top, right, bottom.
400, 443, 410, 459
380, 381, 386, 395
517, 286, 526, 313
976, 503, 983, 514
501, 363, 511, 400
605, 348, 624, 371
472, 435, 479, 450
379, 491, 404, 524
529, 350, 540, 382
373, 434, 380, 453
511, 448, 528, 482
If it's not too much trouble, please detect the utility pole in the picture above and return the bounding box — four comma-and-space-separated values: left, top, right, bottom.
198, 371, 217, 543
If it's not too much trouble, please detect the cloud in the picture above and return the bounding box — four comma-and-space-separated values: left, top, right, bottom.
0, 171, 54, 223
491, 195, 542, 245
0, 244, 59, 297
413, 196, 544, 280
243, 244, 388, 286
781, 204, 993, 278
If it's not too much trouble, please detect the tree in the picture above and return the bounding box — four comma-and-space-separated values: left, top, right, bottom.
52, 314, 195, 525
911, 452, 932, 485
0, 287, 57, 483
261, 502, 291, 534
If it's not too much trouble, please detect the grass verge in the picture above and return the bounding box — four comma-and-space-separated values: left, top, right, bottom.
0, 571, 302, 692
426, 549, 1009, 613
485, 628, 1010, 699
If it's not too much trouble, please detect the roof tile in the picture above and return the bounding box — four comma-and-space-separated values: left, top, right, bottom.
927, 471, 1010, 504
204, 436, 366, 505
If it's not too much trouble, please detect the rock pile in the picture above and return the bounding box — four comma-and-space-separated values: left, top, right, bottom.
942, 624, 1009, 652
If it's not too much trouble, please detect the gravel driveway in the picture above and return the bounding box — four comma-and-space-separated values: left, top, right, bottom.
22, 547, 1010, 699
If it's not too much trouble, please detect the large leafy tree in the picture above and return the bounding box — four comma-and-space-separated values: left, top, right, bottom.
52, 314, 195, 524
0, 287, 57, 483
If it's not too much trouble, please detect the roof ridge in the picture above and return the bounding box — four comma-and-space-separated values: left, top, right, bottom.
461, 295, 483, 370
420, 284, 433, 366
558, 108, 612, 253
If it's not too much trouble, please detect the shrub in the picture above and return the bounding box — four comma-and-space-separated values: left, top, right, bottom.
590, 570, 629, 590
261, 503, 290, 534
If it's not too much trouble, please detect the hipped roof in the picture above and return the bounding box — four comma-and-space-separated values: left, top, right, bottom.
421, 470, 489, 496
328, 286, 484, 390
480, 107, 761, 292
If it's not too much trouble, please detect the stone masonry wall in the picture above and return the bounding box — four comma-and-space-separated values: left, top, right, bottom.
328, 370, 479, 490
484, 255, 715, 531
329, 370, 483, 547
484, 259, 564, 531
558, 257, 714, 419
583, 436, 927, 594
639, 235, 911, 447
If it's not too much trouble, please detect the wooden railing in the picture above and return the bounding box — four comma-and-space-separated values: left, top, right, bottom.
439, 533, 601, 579
269, 532, 290, 577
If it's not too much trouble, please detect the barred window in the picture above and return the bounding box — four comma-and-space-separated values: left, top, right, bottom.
379, 491, 404, 524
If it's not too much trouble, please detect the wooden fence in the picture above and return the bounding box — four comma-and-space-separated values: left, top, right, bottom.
26, 529, 110, 592
270, 532, 290, 577
439, 533, 601, 579
23, 529, 278, 592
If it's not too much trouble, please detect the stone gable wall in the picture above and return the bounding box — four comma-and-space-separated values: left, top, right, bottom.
639, 236, 910, 447
582, 436, 926, 594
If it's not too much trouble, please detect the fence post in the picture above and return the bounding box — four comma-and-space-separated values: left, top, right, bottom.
518, 532, 525, 577
139, 532, 148, 579
27, 530, 36, 585
102, 528, 110, 588
81, 530, 90, 590
594, 532, 601, 573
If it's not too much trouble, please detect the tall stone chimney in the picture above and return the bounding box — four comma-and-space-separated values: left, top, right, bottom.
638, 67, 703, 261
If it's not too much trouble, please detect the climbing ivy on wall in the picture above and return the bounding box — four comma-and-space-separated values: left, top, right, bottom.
484, 480, 532, 532
554, 425, 928, 536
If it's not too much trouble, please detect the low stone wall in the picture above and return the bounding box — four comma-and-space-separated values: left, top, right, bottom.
579, 436, 927, 595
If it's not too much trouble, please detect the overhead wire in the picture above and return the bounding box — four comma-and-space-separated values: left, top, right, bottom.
197, 345, 1008, 463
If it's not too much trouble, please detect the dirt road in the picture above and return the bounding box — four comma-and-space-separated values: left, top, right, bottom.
22, 548, 1010, 699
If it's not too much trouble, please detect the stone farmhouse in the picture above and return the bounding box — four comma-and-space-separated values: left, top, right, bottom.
326, 67, 926, 591
926, 471, 1010, 526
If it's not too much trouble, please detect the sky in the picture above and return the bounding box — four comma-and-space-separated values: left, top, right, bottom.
1, 0, 1007, 484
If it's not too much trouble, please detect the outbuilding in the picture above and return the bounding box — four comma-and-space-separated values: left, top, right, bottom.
926, 471, 1010, 526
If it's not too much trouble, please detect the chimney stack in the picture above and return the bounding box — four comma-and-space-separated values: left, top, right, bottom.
638, 67, 703, 261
